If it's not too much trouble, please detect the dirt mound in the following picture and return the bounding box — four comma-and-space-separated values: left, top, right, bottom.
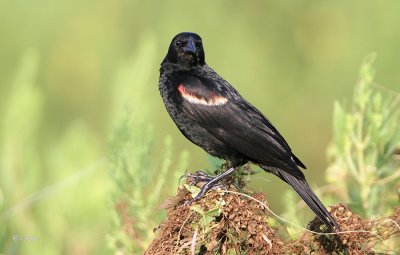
144, 185, 399, 254
289, 204, 373, 254
145, 184, 283, 254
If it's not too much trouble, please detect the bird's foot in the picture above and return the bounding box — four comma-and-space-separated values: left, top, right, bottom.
181, 171, 228, 206
183, 171, 227, 191
182, 166, 239, 206
180, 170, 214, 185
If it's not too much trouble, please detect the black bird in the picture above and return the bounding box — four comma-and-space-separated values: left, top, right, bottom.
158, 32, 339, 230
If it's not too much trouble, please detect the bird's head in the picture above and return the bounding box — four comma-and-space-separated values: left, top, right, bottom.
163, 32, 205, 68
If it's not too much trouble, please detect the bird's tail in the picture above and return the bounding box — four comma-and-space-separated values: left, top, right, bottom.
275, 169, 340, 231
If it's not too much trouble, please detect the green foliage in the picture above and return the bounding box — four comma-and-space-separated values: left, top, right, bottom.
190, 202, 224, 232
107, 108, 189, 254
0, 50, 110, 255
207, 155, 225, 174
0, 49, 43, 255
326, 54, 400, 217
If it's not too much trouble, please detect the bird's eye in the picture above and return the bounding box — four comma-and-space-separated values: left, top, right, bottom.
195, 41, 202, 47
176, 41, 182, 47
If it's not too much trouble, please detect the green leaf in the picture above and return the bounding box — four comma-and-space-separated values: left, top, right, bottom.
184, 184, 201, 197
190, 204, 205, 215
286, 226, 299, 240
205, 207, 221, 218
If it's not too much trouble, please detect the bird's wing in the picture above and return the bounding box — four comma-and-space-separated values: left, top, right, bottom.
178, 76, 305, 178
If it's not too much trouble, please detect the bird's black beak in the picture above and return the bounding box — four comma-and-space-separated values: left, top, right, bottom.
183, 38, 196, 54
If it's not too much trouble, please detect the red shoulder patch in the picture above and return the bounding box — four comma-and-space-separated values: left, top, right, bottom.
178, 84, 228, 106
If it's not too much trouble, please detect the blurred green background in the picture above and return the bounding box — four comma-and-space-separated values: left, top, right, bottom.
1, 0, 399, 254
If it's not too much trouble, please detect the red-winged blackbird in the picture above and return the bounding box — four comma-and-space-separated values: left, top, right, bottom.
159, 32, 339, 230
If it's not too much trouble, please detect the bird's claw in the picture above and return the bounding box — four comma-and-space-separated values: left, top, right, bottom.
183, 198, 197, 207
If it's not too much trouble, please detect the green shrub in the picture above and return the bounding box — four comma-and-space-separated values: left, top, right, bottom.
326, 54, 400, 217
107, 109, 189, 254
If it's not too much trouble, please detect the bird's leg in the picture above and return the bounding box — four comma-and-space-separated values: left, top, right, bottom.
185, 166, 239, 205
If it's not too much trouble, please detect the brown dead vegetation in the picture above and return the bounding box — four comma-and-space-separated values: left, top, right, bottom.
143, 184, 399, 255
